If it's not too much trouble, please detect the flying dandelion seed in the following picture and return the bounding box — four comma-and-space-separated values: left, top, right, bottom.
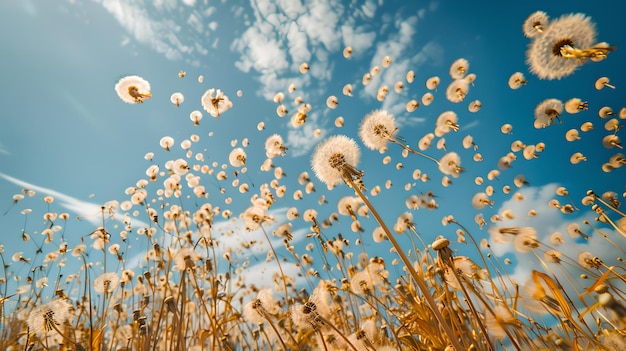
115, 75, 151, 103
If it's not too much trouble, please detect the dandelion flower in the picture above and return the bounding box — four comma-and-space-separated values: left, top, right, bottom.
311, 135, 362, 187
115, 75, 151, 103
358, 110, 398, 151
201, 88, 233, 118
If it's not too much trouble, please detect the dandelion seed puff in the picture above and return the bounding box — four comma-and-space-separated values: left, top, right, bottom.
565, 98, 588, 114
599, 106, 614, 118
435, 111, 459, 136
381, 55, 392, 68
487, 169, 500, 180
605, 118, 620, 132
299, 62, 310, 74
273, 92, 285, 103
27, 298, 73, 336
402, 70, 415, 84
170, 92, 184, 107
115, 75, 152, 103
343, 46, 352, 58
94, 272, 119, 294
438, 152, 463, 178
311, 135, 361, 187
602, 135, 622, 149
565, 129, 580, 142
462, 135, 476, 150
426, 76, 440, 90
465, 73, 477, 85
523, 11, 549, 38
508, 72, 527, 89
406, 100, 420, 112
501, 123, 513, 134
326, 95, 339, 109
342, 84, 353, 97
619, 108, 626, 119
228, 148, 246, 167
288, 83, 296, 93
394, 81, 404, 93
472, 192, 493, 209
468, 100, 482, 112
159, 136, 174, 151
525, 13, 597, 80
198, 75, 204, 83
359, 110, 398, 151
371, 66, 381, 76
276, 104, 288, 117
445, 79, 469, 103
595, 76, 615, 90
534, 98, 563, 128
473, 153, 483, 162
362, 72, 372, 85
201, 88, 232, 118
422, 92, 434, 106
450, 58, 469, 79
376, 85, 389, 101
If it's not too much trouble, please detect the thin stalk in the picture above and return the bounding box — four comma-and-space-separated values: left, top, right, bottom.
345, 176, 463, 350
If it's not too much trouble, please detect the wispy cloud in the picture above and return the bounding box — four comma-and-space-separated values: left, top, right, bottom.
95, 0, 214, 64
0, 173, 148, 228
0, 141, 10, 156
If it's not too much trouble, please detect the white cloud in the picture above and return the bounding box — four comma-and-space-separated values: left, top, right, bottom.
232, 23, 290, 74
287, 114, 327, 157
0, 173, 149, 228
0, 142, 10, 156
97, 0, 212, 64
487, 183, 626, 285
181, 0, 196, 6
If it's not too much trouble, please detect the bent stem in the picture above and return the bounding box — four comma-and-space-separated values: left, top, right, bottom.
345, 176, 463, 350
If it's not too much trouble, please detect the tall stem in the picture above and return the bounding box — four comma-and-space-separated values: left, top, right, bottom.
346, 176, 463, 350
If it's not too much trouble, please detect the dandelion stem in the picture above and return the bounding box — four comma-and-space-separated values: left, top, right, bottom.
345, 175, 464, 350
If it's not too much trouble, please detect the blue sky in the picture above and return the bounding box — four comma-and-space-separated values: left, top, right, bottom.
1, 0, 625, 293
